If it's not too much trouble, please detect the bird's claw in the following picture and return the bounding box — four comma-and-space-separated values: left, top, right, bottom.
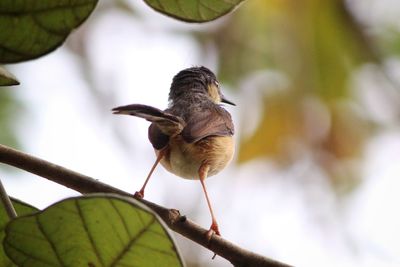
133, 191, 144, 199
205, 226, 220, 260
206, 228, 220, 241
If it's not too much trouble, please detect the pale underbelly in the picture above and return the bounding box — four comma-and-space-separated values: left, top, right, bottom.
157, 136, 234, 180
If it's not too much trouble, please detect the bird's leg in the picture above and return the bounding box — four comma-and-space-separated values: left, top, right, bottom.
198, 164, 220, 239
134, 148, 166, 199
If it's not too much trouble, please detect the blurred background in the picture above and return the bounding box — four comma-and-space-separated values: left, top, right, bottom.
1, 0, 400, 266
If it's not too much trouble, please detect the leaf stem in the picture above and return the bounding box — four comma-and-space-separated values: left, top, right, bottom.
0, 177, 17, 219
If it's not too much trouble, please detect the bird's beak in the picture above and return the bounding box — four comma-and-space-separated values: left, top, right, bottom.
221, 96, 236, 106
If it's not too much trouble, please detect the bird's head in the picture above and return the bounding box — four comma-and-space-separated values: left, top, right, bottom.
169, 66, 235, 105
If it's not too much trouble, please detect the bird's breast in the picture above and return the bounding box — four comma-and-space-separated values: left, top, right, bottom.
156, 135, 234, 180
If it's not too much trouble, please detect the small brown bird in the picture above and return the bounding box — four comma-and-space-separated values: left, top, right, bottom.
112, 66, 235, 236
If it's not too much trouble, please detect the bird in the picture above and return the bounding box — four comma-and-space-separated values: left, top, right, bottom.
112, 66, 235, 237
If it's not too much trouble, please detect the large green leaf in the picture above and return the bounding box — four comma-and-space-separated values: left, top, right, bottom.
4, 194, 184, 267
0, 0, 98, 63
0, 67, 19, 86
0, 198, 39, 267
144, 0, 244, 22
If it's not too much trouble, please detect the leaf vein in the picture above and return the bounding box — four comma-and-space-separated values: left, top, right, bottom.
0, 2, 95, 16
109, 199, 131, 237
134, 208, 145, 227
110, 216, 157, 266
175, 0, 189, 18
154, 0, 165, 11
196, 0, 204, 20
36, 215, 66, 267
0, 43, 35, 58
5, 238, 54, 267
31, 14, 67, 36
75, 199, 105, 267
199, 1, 220, 14
135, 243, 176, 257
107, 199, 130, 246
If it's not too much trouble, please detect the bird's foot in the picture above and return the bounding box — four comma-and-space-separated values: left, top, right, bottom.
205, 223, 220, 260
206, 222, 221, 241
133, 190, 144, 199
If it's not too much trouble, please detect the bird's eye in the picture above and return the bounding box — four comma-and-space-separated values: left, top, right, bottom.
214, 81, 220, 88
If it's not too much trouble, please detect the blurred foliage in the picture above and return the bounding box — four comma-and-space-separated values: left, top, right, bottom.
144, 0, 244, 22
0, 89, 20, 148
378, 27, 400, 57
213, 0, 375, 90
198, 0, 392, 192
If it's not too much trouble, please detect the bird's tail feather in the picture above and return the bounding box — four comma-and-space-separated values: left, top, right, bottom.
112, 104, 185, 135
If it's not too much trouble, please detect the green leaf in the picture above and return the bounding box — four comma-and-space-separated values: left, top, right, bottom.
4, 194, 184, 267
144, 0, 244, 22
0, 0, 98, 63
0, 198, 39, 267
0, 66, 19, 86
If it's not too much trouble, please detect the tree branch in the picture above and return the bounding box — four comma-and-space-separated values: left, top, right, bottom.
0, 144, 292, 267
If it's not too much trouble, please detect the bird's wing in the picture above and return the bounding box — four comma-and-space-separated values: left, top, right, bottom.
181, 106, 234, 143
148, 123, 170, 150
112, 104, 185, 149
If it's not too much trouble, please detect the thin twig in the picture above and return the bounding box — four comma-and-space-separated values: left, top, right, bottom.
0, 177, 17, 219
0, 144, 292, 267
